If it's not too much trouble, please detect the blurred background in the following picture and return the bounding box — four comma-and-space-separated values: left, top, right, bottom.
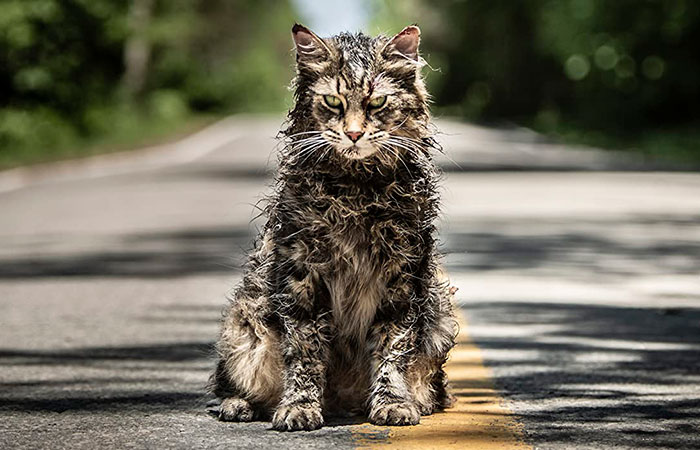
2, 2, 700, 449
1, 0, 698, 169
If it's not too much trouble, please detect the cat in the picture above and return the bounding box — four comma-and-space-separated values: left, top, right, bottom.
210, 24, 457, 431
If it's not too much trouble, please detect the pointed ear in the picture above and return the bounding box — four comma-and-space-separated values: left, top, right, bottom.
383, 25, 421, 61
292, 23, 330, 63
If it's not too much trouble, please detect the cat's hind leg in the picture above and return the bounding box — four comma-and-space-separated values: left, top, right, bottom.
212, 296, 284, 420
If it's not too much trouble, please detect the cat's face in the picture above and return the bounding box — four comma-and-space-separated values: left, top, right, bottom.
288, 25, 429, 162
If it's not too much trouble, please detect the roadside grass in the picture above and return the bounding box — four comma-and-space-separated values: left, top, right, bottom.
537, 123, 700, 170
0, 107, 221, 171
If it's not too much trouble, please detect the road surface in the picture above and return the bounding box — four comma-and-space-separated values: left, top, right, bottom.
1, 116, 699, 449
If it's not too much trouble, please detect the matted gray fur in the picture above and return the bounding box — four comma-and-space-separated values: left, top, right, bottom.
210, 24, 458, 431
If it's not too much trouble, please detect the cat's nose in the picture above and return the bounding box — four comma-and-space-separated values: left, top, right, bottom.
345, 131, 364, 143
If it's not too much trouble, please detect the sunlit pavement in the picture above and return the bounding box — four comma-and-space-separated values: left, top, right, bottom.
1, 116, 699, 449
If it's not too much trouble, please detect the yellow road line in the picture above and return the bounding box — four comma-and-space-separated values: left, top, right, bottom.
351, 309, 530, 449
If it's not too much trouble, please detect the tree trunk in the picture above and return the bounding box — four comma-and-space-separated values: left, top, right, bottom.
123, 0, 154, 99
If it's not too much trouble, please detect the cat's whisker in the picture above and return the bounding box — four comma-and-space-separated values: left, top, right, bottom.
290, 135, 324, 146
285, 130, 323, 139
314, 145, 333, 167
289, 144, 320, 156
379, 142, 412, 174
303, 143, 329, 160
388, 135, 426, 149
388, 136, 431, 157
388, 116, 410, 132
297, 141, 330, 165
293, 148, 318, 164
391, 135, 462, 169
289, 144, 323, 164
290, 135, 323, 143
391, 135, 443, 155
280, 133, 324, 153
290, 137, 325, 152
384, 139, 416, 155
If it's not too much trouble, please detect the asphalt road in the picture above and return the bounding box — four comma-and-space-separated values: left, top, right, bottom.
1, 116, 699, 449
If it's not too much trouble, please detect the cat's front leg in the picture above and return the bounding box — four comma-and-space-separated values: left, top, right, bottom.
367, 305, 422, 426
271, 287, 331, 431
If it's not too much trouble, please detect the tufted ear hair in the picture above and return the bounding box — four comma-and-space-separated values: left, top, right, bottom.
383, 25, 421, 61
292, 23, 331, 64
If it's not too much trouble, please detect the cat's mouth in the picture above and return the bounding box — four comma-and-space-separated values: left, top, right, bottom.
341, 144, 378, 160
319, 130, 380, 160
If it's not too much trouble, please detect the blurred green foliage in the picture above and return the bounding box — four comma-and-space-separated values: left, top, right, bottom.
373, 0, 700, 165
2, 0, 699, 168
0, 0, 296, 168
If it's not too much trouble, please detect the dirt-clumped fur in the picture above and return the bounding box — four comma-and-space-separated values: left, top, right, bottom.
210, 24, 457, 431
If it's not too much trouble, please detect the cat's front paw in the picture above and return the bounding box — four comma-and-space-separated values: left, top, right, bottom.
369, 402, 420, 426
218, 397, 256, 422
272, 403, 324, 431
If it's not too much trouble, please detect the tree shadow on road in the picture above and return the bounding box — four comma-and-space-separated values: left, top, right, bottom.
2, 213, 699, 280
0, 339, 216, 413
0, 226, 255, 278
461, 301, 700, 449
442, 214, 700, 279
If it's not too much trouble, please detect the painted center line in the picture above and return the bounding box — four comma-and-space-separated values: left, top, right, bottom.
351, 308, 530, 449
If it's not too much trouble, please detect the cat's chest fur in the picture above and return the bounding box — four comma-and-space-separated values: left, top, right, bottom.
285, 172, 423, 338
325, 227, 385, 339
316, 184, 415, 339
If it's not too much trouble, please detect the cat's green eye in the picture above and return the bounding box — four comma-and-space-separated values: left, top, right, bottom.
324, 95, 342, 108
368, 96, 387, 109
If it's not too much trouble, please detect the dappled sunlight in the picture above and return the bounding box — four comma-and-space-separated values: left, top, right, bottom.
459, 301, 700, 448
